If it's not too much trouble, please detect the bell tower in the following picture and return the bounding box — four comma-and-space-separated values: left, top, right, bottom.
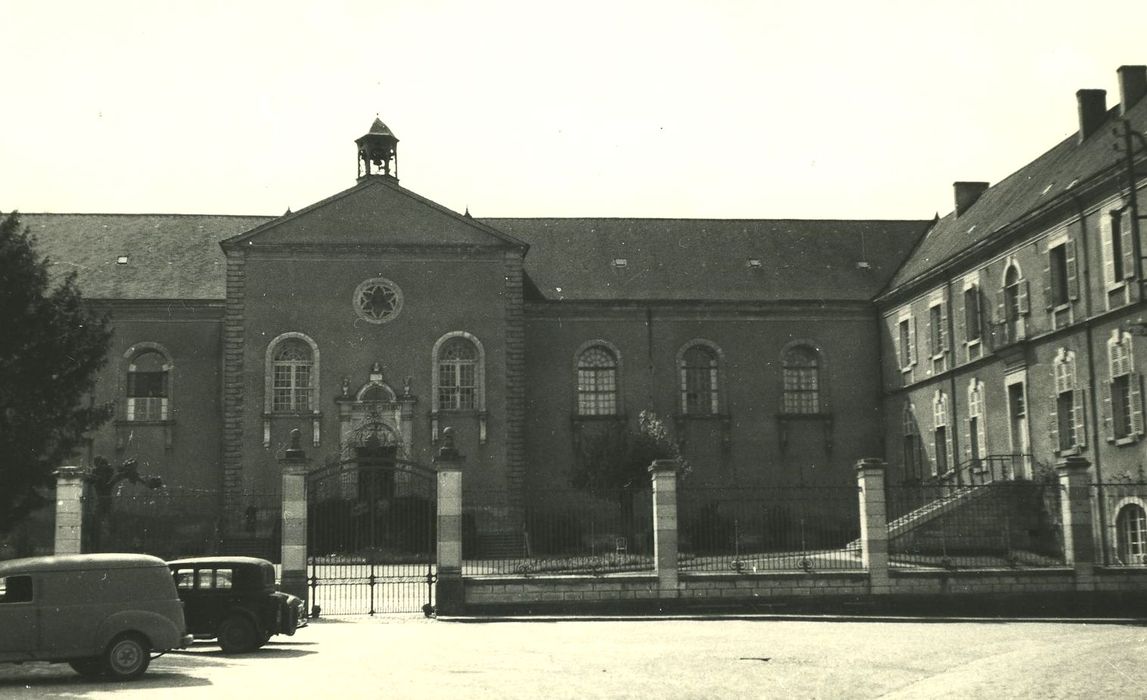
356, 117, 399, 180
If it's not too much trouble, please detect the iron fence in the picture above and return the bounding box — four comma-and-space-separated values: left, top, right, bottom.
885, 481, 1063, 569
1094, 482, 1147, 567
463, 488, 654, 576
82, 487, 280, 561
677, 485, 862, 572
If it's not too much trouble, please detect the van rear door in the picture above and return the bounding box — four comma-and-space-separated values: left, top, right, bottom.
0, 574, 38, 658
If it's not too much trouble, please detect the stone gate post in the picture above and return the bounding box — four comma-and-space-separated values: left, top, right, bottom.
279, 429, 311, 603
435, 428, 465, 615
649, 459, 680, 598
1057, 455, 1095, 591
54, 465, 85, 555
856, 457, 890, 593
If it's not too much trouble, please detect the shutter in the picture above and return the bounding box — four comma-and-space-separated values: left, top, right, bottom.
1048, 401, 1060, 454
1066, 240, 1079, 301
908, 317, 917, 365
1018, 279, 1030, 314
930, 429, 938, 476
957, 290, 967, 346
680, 365, 688, 414
1131, 372, 1145, 437
893, 320, 903, 369
1121, 212, 1136, 281
1102, 213, 1116, 286
1103, 383, 1115, 441
1043, 243, 1054, 310
974, 288, 985, 340
997, 288, 1006, 326
977, 411, 988, 459
924, 310, 934, 360
939, 300, 949, 357
945, 424, 955, 473
1074, 387, 1087, 448
963, 417, 973, 463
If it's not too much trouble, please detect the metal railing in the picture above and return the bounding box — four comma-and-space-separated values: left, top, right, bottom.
923, 454, 1038, 487
463, 488, 654, 576
1094, 482, 1147, 567
885, 480, 1063, 570
677, 486, 862, 572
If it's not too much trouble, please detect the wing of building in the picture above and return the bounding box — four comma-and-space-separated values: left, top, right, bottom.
12, 65, 1147, 566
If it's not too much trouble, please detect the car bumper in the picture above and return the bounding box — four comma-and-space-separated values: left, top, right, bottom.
180, 633, 195, 649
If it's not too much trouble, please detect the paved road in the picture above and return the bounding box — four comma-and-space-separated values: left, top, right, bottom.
1, 616, 1145, 698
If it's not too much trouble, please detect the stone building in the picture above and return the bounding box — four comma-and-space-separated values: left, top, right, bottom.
22, 64, 1147, 560
878, 65, 1147, 565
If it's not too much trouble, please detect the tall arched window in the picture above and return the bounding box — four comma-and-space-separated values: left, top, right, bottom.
437, 337, 478, 411
126, 349, 170, 421
932, 391, 952, 476
577, 344, 619, 416
271, 338, 314, 413
1002, 262, 1028, 342
1117, 503, 1147, 565
967, 378, 988, 466
680, 343, 719, 415
782, 345, 820, 414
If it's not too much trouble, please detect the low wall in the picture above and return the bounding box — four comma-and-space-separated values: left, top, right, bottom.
460, 568, 1147, 617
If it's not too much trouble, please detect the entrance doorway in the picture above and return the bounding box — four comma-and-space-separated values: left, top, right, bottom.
1007, 380, 1031, 479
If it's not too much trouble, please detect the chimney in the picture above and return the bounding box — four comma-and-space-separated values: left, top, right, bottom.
1118, 65, 1147, 115
1076, 89, 1108, 143
954, 181, 989, 217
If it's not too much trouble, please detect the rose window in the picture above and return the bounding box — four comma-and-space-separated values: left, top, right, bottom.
353, 278, 404, 323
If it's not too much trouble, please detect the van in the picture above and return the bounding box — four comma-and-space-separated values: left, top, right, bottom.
0, 553, 192, 679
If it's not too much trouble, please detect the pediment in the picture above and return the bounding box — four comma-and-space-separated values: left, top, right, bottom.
223, 177, 526, 251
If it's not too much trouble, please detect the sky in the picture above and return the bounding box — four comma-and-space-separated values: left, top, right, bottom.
2, 0, 1147, 220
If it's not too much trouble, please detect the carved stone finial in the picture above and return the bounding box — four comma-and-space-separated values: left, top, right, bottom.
284, 428, 306, 461
403, 376, 413, 398
342, 376, 350, 397
437, 426, 461, 462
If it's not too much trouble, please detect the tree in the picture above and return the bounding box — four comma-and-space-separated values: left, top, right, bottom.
571, 411, 689, 543
0, 211, 112, 534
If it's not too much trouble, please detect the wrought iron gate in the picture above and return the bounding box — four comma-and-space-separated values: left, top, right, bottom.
307, 453, 436, 615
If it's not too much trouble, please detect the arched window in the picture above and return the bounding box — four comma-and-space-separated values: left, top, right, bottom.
577, 345, 619, 416
126, 349, 170, 421
1002, 262, 1028, 342
271, 338, 314, 413
437, 337, 478, 411
1107, 330, 1142, 441
1117, 503, 1147, 565
680, 343, 719, 415
967, 378, 988, 466
932, 391, 952, 476
782, 345, 820, 414
1053, 349, 1086, 453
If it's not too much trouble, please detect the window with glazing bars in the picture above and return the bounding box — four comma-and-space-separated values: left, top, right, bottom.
782, 346, 819, 414
127, 350, 169, 421
1118, 504, 1147, 564
681, 345, 718, 415
577, 346, 618, 415
437, 337, 478, 410
272, 340, 313, 412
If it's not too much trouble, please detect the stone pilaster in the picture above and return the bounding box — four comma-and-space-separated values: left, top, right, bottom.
279, 429, 311, 604
222, 249, 247, 523
1058, 455, 1095, 590
649, 459, 680, 597
856, 457, 890, 593
53, 466, 85, 555
435, 428, 465, 614
502, 251, 526, 524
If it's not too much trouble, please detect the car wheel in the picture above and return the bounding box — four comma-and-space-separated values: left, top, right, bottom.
217, 615, 258, 654
256, 630, 273, 649
101, 633, 151, 680
68, 657, 104, 678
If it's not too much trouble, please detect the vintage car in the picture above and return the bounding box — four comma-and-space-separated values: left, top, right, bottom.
167, 556, 304, 653
0, 553, 192, 680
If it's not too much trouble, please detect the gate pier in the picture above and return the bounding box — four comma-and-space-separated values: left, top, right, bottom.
279, 429, 311, 604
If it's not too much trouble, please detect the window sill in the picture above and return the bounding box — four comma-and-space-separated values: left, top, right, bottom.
115, 419, 173, 426
572, 413, 626, 421
676, 413, 730, 421
264, 411, 322, 419
1110, 436, 1141, 447
1055, 446, 1083, 457
776, 412, 833, 420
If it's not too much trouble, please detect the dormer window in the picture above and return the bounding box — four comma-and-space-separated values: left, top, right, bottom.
747, 258, 763, 269
611, 258, 628, 269
116, 256, 129, 265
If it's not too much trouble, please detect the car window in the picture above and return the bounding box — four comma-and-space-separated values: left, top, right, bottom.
215, 568, 233, 589
0, 575, 33, 603
174, 569, 195, 590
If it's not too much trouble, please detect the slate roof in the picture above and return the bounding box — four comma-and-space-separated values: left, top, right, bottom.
15, 211, 927, 303
485, 218, 929, 302
886, 94, 1147, 292
18, 213, 273, 300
